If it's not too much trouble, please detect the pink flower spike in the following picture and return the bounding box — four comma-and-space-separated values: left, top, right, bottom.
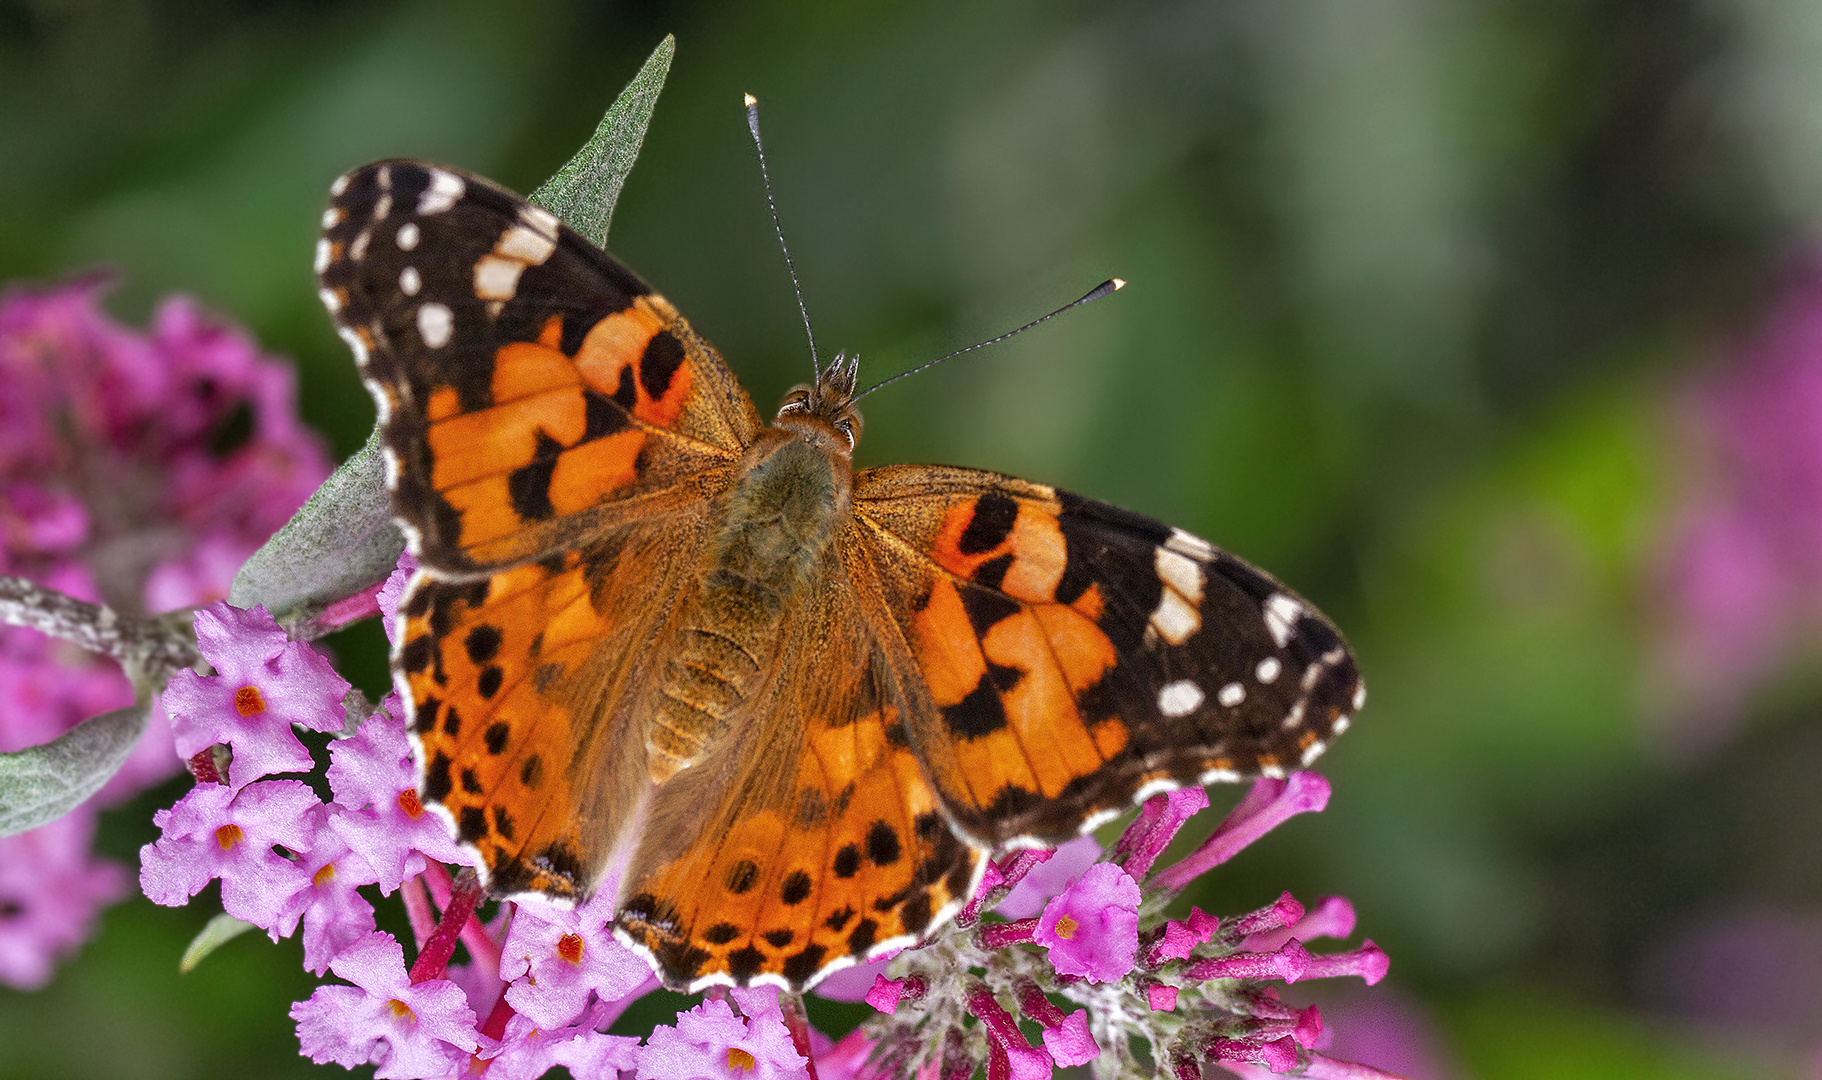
1300, 1054, 1411, 1080
1145, 982, 1178, 1011
963, 847, 1055, 924
162, 602, 350, 787
1207, 1035, 1299, 1073
138, 779, 320, 935
1153, 772, 1330, 893
1041, 1009, 1099, 1067
1183, 938, 1313, 984
1231, 892, 1306, 938
1302, 941, 1391, 985
865, 975, 910, 1014
1243, 895, 1356, 954
290, 932, 478, 1080
1115, 786, 1209, 878
1149, 905, 1219, 962
0, 809, 128, 990
966, 986, 1053, 1080
979, 916, 1039, 949
1033, 863, 1141, 983
502, 888, 654, 1029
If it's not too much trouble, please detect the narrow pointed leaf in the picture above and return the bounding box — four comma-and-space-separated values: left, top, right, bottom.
530, 33, 674, 243
0, 704, 151, 836
227, 424, 403, 623
181, 912, 259, 972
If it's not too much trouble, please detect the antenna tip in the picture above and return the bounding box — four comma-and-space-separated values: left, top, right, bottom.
1112, 277, 1126, 290
743, 92, 758, 107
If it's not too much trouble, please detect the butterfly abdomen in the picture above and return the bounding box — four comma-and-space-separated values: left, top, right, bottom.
647, 429, 853, 779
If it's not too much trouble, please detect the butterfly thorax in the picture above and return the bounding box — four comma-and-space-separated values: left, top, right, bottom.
645, 420, 855, 782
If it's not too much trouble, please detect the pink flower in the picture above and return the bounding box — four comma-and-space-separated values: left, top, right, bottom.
324, 699, 466, 892
1033, 862, 1141, 982
478, 1000, 642, 1080
291, 932, 478, 1079
500, 890, 653, 1030
637, 986, 810, 1080
161, 602, 349, 786
139, 779, 321, 936
0, 808, 127, 989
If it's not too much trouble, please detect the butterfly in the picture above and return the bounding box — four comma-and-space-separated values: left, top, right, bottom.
315, 159, 1363, 993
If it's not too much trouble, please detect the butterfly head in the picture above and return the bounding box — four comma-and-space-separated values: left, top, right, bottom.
776, 352, 864, 454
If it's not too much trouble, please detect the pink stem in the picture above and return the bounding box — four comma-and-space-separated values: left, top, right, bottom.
400, 874, 437, 949
408, 868, 483, 983
778, 992, 822, 1080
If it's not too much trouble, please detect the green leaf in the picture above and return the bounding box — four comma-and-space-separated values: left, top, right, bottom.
530, 33, 674, 244
180, 913, 260, 973
0, 704, 151, 837
227, 424, 403, 626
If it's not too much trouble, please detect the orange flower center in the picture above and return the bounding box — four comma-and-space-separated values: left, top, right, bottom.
388, 999, 415, 1021
556, 933, 585, 965
214, 823, 244, 851
233, 685, 266, 716
397, 789, 424, 818
727, 1048, 757, 1071
313, 862, 337, 887
1053, 914, 1079, 940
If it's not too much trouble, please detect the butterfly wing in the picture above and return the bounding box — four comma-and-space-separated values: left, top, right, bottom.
613, 537, 986, 992
318, 159, 762, 576
850, 465, 1363, 846
318, 160, 761, 895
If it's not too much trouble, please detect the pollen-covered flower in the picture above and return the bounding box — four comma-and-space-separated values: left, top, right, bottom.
291, 931, 479, 1079
638, 986, 811, 1080
501, 888, 654, 1030
841, 772, 1397, 1080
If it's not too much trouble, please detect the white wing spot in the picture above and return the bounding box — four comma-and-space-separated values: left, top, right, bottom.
1333, 715, 1352, 735
1166, 528, 1215, 561
418, 170, 465, 215
1158, 680, 1204, 717
349, 229, 371, 262
1150, 591, 1200, 645
321, 207, 342, 229
1264, 593, 1302, 648
396, 222, 420, 250
313, 238, 331, 274
399, 266, 421, 296
318, 287, 342, 314
1217, 682, 1245, 707
496, 224, 557, 264
335, 325, 368, 364
417, 302, 453, 348
1154, 547, 1205, 604
1256, 657, 1282, 684
474, 255, 524, 301
330, 174, 349, 196
1352, 684, 1367, 711
519, 204, 561, 238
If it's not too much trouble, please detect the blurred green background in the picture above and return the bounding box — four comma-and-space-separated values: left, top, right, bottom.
4, 0, 1822, 1077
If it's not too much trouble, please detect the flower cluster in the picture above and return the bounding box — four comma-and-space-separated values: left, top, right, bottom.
137, 561, 1401, 1079
0, 277, 330, 989
1658, 258, 1822, 751
829, 778, 1394, 1080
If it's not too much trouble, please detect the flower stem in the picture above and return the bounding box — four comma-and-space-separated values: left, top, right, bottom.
408, 867, 484, 983
0, 574, 199, 688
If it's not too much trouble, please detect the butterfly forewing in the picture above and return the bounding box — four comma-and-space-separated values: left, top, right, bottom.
852, 465, 1362, 846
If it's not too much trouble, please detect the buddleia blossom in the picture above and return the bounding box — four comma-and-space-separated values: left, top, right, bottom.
137, 579, 1401, 1080
0, 277, 329, 989
1657, 259, 1822, 752
831, 775, 1397, 1080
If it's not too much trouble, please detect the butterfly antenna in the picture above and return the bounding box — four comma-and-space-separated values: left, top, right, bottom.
745, 93, 823, 383
853, 277, 1126, 401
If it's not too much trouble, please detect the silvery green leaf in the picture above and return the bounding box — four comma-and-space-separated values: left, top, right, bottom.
0, 704, 151, 837
530, 33, 674, 244
227, 424, 403, 624
181, 913, 259, 972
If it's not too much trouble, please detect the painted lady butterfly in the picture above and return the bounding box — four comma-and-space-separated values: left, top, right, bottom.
316, 159, 1363, 992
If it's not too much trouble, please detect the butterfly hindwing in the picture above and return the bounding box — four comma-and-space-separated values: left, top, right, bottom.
852, 465, 1363, 846
614, 552, 985, 992
319, 160, 760, 574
